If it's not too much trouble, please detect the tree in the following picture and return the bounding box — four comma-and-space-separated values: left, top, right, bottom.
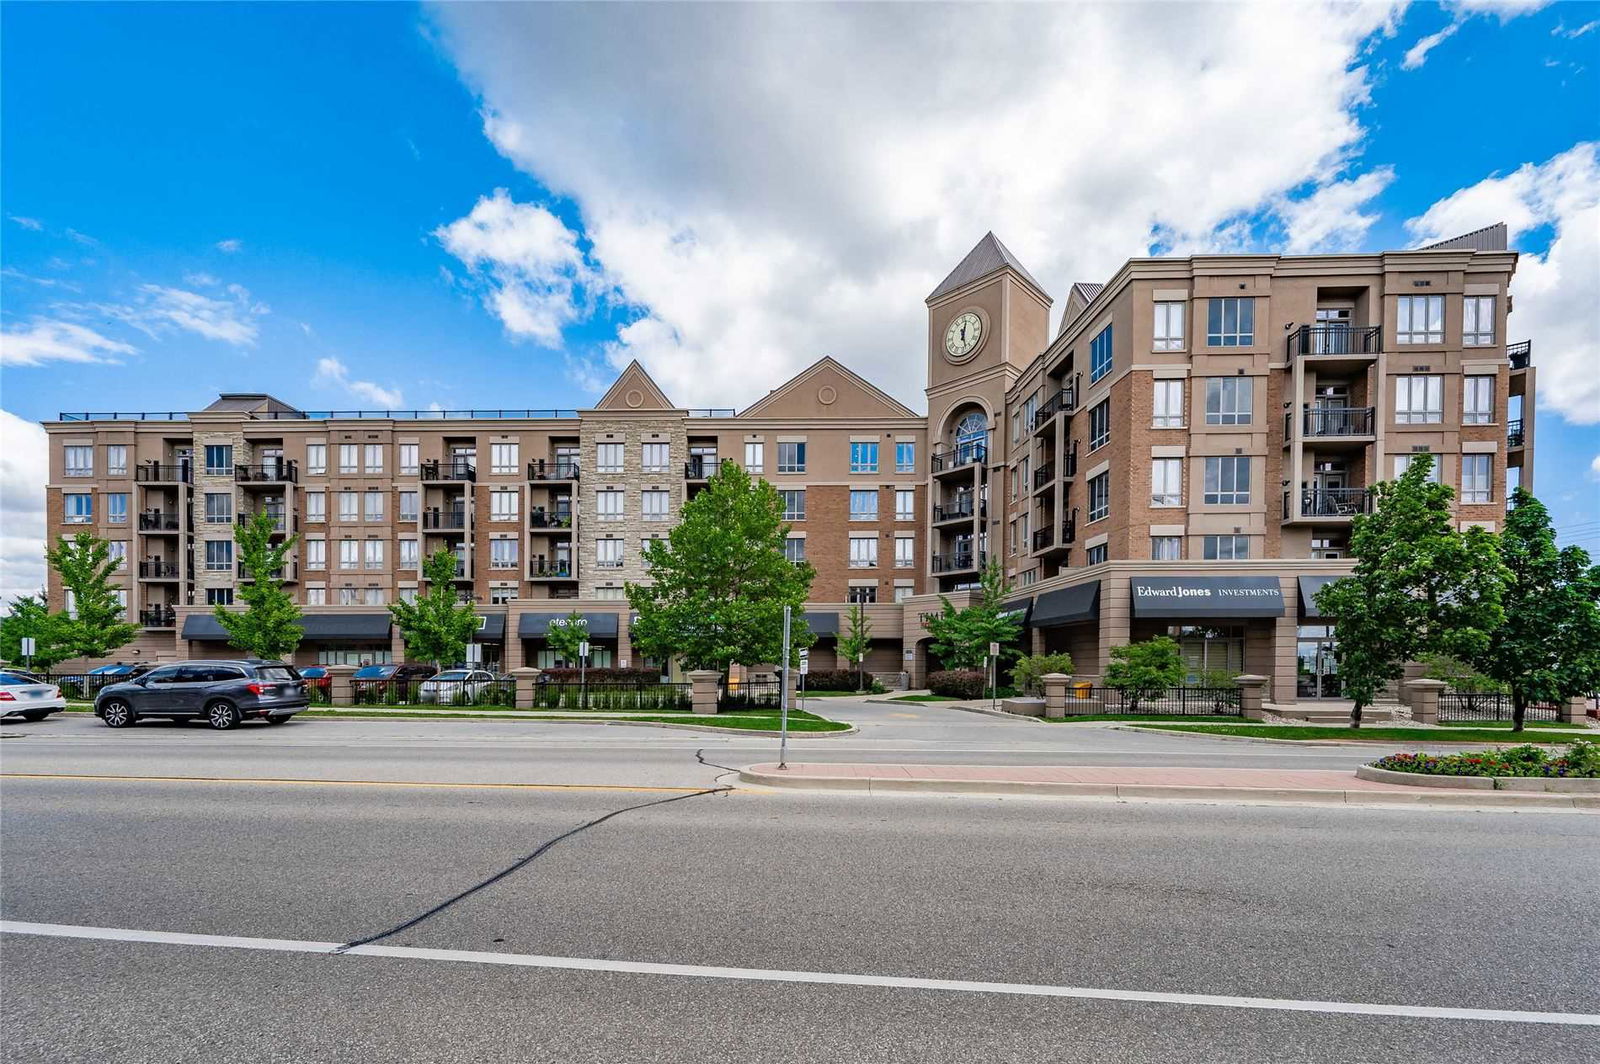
1103, 636, 1185, 712
389, 548, 480, 668
0, 593, 74, 670
924, 561, 1022, 671
1419, 652, 1507, 711
1315, 455, 1506, 727
214, 510, 303, 660
1468, 489, 1600, 732
838, 602, 873, 691
1011, 652, 1075, 696
545, 609, 590, 667
47, 532, 139, 660
627, 462, 815, 675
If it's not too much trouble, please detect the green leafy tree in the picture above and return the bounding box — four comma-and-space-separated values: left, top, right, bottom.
0, 593, 75, 670
214, 510, 303, 660
1419, 652, 1507, 711
1468, 489, 1600, 732
1011, 652, 1075, 696
924, 562, 1022, 671
389, 548, 480, 668
1103, 636, 1185, 711
838, 602, 873, 691
627, 462, 815, 675
545, 609, 590, 667
1315, 455, 1506, 727
47, 532, 139, 660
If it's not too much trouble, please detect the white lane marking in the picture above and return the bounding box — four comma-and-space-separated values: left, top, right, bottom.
4, 920, 1595, 1026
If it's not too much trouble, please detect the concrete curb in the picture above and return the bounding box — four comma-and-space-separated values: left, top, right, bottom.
1111, 724, 1595, 749
737, 767, 1599, 810
194, 710, 858, 739
864, 698, 1044, 722
1356, 763, 1600, 793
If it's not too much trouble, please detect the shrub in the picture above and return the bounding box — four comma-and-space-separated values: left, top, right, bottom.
1371, 740, 1600, 779
1195, 669, 1239, 691
802, 669, 866, 691
1104, 636, 1186, 711
539, 667, 661, 684
928, 669, 987, 699
1010, 653, 1075, 695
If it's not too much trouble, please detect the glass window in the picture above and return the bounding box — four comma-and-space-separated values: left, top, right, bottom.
1463, 376, 1494, 424
1203, 535, 1250, 560
847, 586, 877, 604
1086, 544, 1108, 565
1462, 454, 1492, 503
205, 493, 232, 523
894, 535, 915, 568
895, 441, 916, 473
490, 490, 518, 522
596, 538, 623, 568
339, 588, 358, 605
306, 491, 326, 522
399, 539, 418, 568
1206, 297, 1255, 347
64, 493, 93, 523
105, 445, 127, 476
1089, 399, 1111, 451
339, 444, 359, 474
597, 490, 624, 521
1394, 453, 1442, 483
106, 493, 128, 524
339, 540, 359, 570
894, 585, 914, 603
205, 540, 233, 571
1153, 302, 1185, 351
744, 441, 764, 473
849, 536, 878, 568
777, 441, 807, 473
206, 588, 233, 606
850, 441, 879, 473
488, 586, 513, 605
1203, 456, 1251, 505
849, 490, 879, 521
364, 444, 384, 474
306, 587, 326, 606
641, 442, 670, 472
364, 540, 384, 569
1395, 375, 1443, 424
1205, 378, 1253, 425
784, 536, 806, 563
398, 444, 418, 476
64, 446, 93, 476
1152, 380, 1184, 428
203, 445, 233, 475
338, 491, 358, 522
490, 443, 518, 475
1152, 536, 1183, 560
1089, 324, 1114, 383
1088, 472, 1110, 522
895, 489, 915, 521
1396, 295, 1445, 344
489, 539, 518, 569
1462, 296, 1495, 346
642, 490, 669, 521
398, 491, 418, 522
396, 588, 417, 606
1151, 458, 1183, 507
306, 540, 326, 569
306, 443, 327, 476
362, 588, 383, 606
107, 540, 127, 569
363, 490, 384, 521
596, 443, 623, 473
779, 489, 805, 521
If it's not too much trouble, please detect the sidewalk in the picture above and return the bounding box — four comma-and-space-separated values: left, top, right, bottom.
739, 762, 1599, 809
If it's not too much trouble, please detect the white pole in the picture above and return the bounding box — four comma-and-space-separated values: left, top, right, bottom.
778, 606, 792, 770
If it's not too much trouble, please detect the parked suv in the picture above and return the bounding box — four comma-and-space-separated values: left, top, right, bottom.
93, 660, 309, 730
350, 663, 436, 704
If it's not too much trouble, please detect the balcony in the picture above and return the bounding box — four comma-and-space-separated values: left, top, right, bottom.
420, 459, 476, 483
235, 461, 298, 485
138, 511, 182, 532
528, 459, 580, 481
684, 458, 717, 480
237, 510, 293, 533
932, 499, 979, 524
1300, 406, 1375, 439
1061, 514, 1077, 545
137, 561, 181, 580
238, 561, 295, 583
530, 508, 574, 529
134, 463, 191, 484
931, 443, 987, 475
931, 550, 986, 574
138, 606, 177, 628
1508, 340, 1531, 370
1287, 325, 1381, 359
1285, 487, 1373, 522
1031, 526, 1054, 551
1030, 385, 1078, 435
530, 561, 575, 580
421, 509, 470, 532
1032, 462, 1055, 492
1508, 419, 1525, 448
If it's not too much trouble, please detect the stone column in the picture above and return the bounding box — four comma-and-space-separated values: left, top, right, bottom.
511, 667, 541, 710
1560, 695, 1589, 725
1235, 674, 1269, 720
325, 664, 356, 707
1406, 678, 1446, 725
688, 670, 720, 715
1041, 673, 1069, 720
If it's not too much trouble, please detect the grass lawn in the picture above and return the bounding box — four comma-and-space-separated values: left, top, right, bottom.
297, 707, 849, 732
1434, 719, 1589, 729
1044, 714, 1248, 723
1130, 723, 1588, 744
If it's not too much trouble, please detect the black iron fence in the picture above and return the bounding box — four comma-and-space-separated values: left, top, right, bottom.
350, 677, 516, 707
720, 680, 782, 710
44, 673, 128, 701
531, 681, 692, 712
1069, 686, 1243, 715
1438, 692, 1559, 723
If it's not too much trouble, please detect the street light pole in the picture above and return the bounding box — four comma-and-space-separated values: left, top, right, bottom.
778, 605, 792, 770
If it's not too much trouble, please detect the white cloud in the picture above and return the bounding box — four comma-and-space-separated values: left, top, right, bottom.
1590, 455, 1600, 482
0, 319, 136, 367
1278, 167, 1397, 252
429, 2, 1405, 406
1556, 19, 1599, 38
183, 271, 220, 288
313, 357, 405, 408
434, 188, 596, 346
9, 215, 43, 230
1450, 0, 1553, 19
216, 239, 242, 253
0, 410, 50, 606
102, 283, 268, 346
1402, 22, 1461, 68
1405, 142, 1600, 425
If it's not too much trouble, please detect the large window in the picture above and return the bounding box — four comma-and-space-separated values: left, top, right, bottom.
596, 538, 623, 569
777, 441, 806, 473
398, 444, 418, 476
1089, 324, 1114, 383
207, 588, 234, 606
1152, 536, 1183, 560
641, 442, 670, 473
1202, 535, 1250, 560
363, 490, 384, 522
847, 586, 877, 604
64, 493, 92, 524
490, 443, 518, 475
1088, 472, 1110, 522
398, 491, 418, 522
1089, 399, 1111, 451
1394, 453, 1442, 482
850, 441, 879, 473
1206, 297, 1254, 347
1396, 295, 1444, 344
204, 445, 233, 475
1461, 454, 1492, 503
489, 539, 518, 570
107, 541, 127, 570
339, 444, 359, 474
1395, 375, 1443, 424
364, 444, 385, 474
895, 441, 916, 473
895, 535, 915, 568
595, 443, 623, 474
306, 540, 326, 570
1462, 296, 1495, 346
364, 540, 385, 570
744, 441, 764, 473
64, 446, 93, 477
338, 540, 359, 570
206, 540, 234, 571
1152, 380, 1184, 428
306, 444, 327, 476
1204, 378, 1253, 425
780, 489, 805, 521
642, 490, 670, 521
106, 493, 128, 524
398, 539, 418, 569
1151, 458, 1183, 507
784, 536, 806, 563
1463, 376, 1494, 424
895, 489, 915, 521
105, 445, 127, 477
849, 535, 878, 568
1153, 302, 1185, 351
597, 490, 624, 521
1086, 544, 1108, 566
849, 489, 879, 521
490, 490, 519, 522
205, 493, 233, 523
306, 491, 326, 522
1203, 456, 1251, 504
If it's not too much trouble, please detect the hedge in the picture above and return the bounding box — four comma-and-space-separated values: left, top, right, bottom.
928, 669, 987, 699
538, 667, 662, 684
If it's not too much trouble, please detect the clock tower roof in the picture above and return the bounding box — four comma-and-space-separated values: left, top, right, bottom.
926, 231, 1049, 304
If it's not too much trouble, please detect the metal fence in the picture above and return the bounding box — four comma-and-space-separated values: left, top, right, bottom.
349, 677, 516, 708
530, 681, 692, 712
42, 673, 122, 702
1438, 692, 1559, 723
719, 681, 782, 710
1070, 686, 1243, 716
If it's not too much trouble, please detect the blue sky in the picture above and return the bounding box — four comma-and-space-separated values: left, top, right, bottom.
3, 1, 1598, 598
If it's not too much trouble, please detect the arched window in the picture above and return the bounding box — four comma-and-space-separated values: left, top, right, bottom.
954, 412, 987, 463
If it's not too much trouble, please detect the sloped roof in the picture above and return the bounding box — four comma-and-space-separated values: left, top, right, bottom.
738, 356, 919, 419
927, 232, 1048, 302
1056, 281, 1106, 337
591, 360, 677, 411
204, 393, 303, 415
1416, 223, 1508, 252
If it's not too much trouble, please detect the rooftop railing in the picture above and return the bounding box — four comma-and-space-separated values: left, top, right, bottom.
1507, 341, 1531, 369
60, 407, 742, 423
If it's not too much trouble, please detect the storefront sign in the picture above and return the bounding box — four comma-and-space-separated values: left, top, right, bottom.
1130, 577, 1286, 618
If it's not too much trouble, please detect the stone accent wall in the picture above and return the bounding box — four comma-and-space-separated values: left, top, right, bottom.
578, 415, 688, 598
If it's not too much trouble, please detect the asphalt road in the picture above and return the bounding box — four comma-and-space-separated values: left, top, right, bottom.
3, 701, 1597, 1062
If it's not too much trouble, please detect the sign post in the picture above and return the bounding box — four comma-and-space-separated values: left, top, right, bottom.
578, 639, 590, 709
798, 646, 809, 718
778, 606, 792, 770
20, 636, 36, 673
988, 641, 1000, 713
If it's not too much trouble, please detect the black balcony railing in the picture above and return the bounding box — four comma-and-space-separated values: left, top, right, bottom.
528, 459, 580, 481
1292, 488, 1373, 518
134, 463, 192, 483
1061, 513, 1077, 545
138, 511, 182, 531
1288, 325, 1381, 358
1507, 340, 1531, 369
1062, 442, 1078, 479
530, 561, 574, 579
236, 510, 292, 533
931, 550, 985, 574
1031, 384, 1079, 432
137, 561, 180, 579
1032, 527, 1054, 551
1302, 406, 1375, 437
422, 509, 469, 531
1033, 463, 1055, 490
932, 499, 979, 523
238, 563, 289, 582
530, 508, 574, 529
420, 459, 476, 483
931, 443, 987, 472
234, 461, 298, 484
684, 458, 716, 479
138, 606, 177, 628
1507, 419, 1525, 448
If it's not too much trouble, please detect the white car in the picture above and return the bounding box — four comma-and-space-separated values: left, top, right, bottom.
416, 669, 501, 705
0, 672, 67, 722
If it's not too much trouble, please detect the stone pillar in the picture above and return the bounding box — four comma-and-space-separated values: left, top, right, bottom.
1041, 673, 1069, 720
1406, 678, 1446, 725
1560, 695, 1589, 725
688, 670, 720, 715
1235, 674, 1269, 720
326, 664, 356, 707
511, 667, 541, 709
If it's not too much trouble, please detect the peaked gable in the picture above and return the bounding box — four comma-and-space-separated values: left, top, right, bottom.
591, 360, 678, 411
928, 231, 1049, 303
740, 357, 919, 419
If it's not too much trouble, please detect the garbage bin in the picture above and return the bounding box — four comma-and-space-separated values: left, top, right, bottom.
1072, 681, 1092, 700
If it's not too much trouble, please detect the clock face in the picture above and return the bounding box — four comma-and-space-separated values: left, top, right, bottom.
945, 311, 984, 358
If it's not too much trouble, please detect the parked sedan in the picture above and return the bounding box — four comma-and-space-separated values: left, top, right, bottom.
0, 672, 66, 722
93, 660, 309, 729
416, 669, 502, 705
59, 662, 154, 700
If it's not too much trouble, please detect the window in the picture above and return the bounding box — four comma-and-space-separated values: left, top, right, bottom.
1088, 472, 1110, 522
339, 444, 359, 474
364, 540, 385, 570
1204, 378, 1253, 425
306, 588, 326, 606
204, 444, 233, 475
1463, 376, 1494, 424
398, 491, 418, 522
1396, 295, 1444, 344
1086, 544, 1108, 565
893, 585, 913, 602
1089, 323, 1114, 383
363, 588, 384, 606
1089, 399, 1111, 451
641, 442, 670, 472
1011, 412, 1022, 443
363, 490, 384, 522
398, 444, 419, 476
206, 588, 233, 606
490, 490, 518, 522
895, 441, 916, 474
399, 539, 418, 569
591, 588, 625, 603
364, 444, 384, 474
1206, 297, 1254, 347
488, 586, 514, 606
1395, 375, 1443, 424
490, 443, 518, 475
490, 538, 518, 569
64, 446, 93, 476
1462, 454, 1492, 503
306, 491, 326, 523
107, 541, 127, 569
395, 587, 417, 605
1153, 301, 1185, 351
596, 443, 623, 473
779, 490, 805, 521
339, 540, 359, 570
64, 589, 78, 618
1203, 535, 1250, 560
597, 490, 624, 521
338, 588, 358, 606
204, 493, 232, 523
596, 538, 623, 569
850, 441, 879, 473
105, 445, 127, 476
1152, 380, 1184, 428
205, 540, 233, 571
744, 441, 764, 473
306, 540, 326, 570
338, 491, 358, 522
849, 490, 879, 521
1394, 453, 1442, 482
1462, 296, 1495, 346
1152, 535, 1183, 560
777, 441, 807, 473
642, 490, 669, 521
894, 534, 915, 568
784, 536, 806, 563
1151, 458, 1183, 507
849, 536, 878, 568
1203, 456, 1251, 505
847, 586, 878, 604
306, 444, 327, 476
64, 493, 93, 523
106, 493, 128, 524
895, 489, 915, 521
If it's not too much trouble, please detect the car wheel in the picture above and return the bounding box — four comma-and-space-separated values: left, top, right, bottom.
101, 699, 136, 728
205, 701, 241, 730
21, 710, 50, 722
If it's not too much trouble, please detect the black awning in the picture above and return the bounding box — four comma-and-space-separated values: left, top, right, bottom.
517, 612, 621, 639
182, 613, 391, 642
1031, 582, 1100, 627
1298, 576, 1341, 620
180, 615, 230, 641
805, 612, 840, 637
999, 597, 1033, 626
474, 613, 507, 642
1131, 577, 1286, 618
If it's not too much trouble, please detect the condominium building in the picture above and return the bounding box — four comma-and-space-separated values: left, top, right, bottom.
41, 224, 1534, 700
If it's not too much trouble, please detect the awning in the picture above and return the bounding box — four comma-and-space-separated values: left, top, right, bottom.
1031, 582, 1100, 627
474, 613, 506, 642
1298, 576, 1341, 620
517, 612, 621, 639
805, 612, 840, 637
1130, 577, 1285, 618
999, 597, 1033, 626
181, 613, 392, 642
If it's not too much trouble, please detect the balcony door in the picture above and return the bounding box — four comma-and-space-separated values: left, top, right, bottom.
1313, 307, 1352, 354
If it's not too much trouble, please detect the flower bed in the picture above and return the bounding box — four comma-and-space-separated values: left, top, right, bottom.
1369, 740, 1599, 779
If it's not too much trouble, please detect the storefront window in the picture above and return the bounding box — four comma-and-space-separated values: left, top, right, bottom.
1168, 625, 1244, 683
1296, 624, 1341, 699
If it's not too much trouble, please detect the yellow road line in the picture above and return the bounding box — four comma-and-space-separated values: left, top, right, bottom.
0, 772, 714, 794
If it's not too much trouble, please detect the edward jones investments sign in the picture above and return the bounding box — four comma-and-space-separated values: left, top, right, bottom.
1130, 577, 1286, 618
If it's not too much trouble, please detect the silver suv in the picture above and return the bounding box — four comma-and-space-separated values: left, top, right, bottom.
94, 660, 309, 730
